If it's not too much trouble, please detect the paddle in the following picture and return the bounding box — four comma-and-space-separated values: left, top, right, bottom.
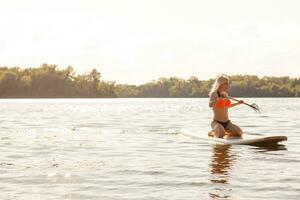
227, 96, 260, 112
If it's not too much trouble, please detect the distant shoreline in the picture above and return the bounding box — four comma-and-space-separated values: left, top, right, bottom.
0, 64, 299, 98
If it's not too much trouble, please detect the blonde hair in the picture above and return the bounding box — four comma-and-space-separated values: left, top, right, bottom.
209, 74, 229, 96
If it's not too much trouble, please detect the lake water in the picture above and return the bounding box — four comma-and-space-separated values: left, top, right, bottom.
0, 98, 299, 200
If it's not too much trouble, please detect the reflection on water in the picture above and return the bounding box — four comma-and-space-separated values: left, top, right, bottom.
254, 144, 287, 152
209, 145, 234, 199
208, 143, 288, 199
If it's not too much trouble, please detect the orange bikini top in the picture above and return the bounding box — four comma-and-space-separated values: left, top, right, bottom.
214, 91, 231, 108
215, 98, 231, 108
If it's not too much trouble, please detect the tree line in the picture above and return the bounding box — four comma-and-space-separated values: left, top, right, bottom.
0, 64, 299, 98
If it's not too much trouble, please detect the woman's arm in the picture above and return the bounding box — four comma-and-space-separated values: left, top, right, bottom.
209, 92, 220, 107
229, 100, 243, 108
219, 92, 243, 108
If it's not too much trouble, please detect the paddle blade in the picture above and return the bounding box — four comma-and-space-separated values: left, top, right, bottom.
251, 103, 260, 113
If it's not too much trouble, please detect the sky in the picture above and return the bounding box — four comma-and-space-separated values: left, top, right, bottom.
1, 0, 300, 84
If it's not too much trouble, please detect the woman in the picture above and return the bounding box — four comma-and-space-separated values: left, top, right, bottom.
208, 75, 244, 138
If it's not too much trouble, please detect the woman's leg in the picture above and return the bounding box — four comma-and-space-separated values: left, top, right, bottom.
226, 121, 243, 137
211, 121, 226, 138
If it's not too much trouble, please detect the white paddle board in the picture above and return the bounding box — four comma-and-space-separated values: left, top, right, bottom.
182, 128, 287, 146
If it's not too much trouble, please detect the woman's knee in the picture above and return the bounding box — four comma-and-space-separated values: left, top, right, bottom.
228, 124, 243, 137
211, 121, 226, 138
234, 129, 243, 137
214, 126, 226, 138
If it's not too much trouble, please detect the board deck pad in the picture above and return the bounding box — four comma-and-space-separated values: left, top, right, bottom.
182, 129, 287, 147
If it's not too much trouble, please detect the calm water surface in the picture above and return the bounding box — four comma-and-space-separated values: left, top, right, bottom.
0, 98, 299, 200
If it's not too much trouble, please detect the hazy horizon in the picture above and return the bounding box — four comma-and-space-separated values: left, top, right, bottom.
1, 0, 300, 84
